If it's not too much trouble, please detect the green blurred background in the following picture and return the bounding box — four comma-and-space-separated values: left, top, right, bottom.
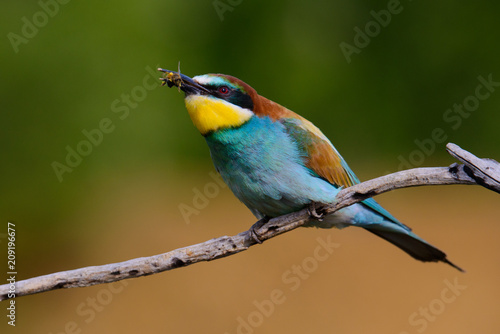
1, 0, 500, 333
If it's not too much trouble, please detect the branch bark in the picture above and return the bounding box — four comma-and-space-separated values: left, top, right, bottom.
1, 143, 498, 301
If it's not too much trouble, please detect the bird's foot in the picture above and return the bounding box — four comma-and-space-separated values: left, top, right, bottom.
308, 201, 325, 222
249, 217, 270, 244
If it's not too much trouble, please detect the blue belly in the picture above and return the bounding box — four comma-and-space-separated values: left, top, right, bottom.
205, 116, 339, 218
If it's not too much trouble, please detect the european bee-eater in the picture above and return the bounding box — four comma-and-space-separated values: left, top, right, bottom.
159, 68, 462, 271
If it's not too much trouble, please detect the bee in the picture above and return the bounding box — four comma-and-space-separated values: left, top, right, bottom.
158, 62, 184, 93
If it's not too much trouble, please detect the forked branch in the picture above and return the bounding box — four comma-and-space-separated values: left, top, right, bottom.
1, 143, 498, 301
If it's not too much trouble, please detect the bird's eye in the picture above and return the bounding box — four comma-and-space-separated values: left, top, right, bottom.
218, 86, 230, 94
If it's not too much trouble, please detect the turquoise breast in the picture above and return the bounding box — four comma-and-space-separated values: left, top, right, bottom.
205, 116, 339, 218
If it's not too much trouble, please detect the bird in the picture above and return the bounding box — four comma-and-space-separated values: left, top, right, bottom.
158, 67, 463, 272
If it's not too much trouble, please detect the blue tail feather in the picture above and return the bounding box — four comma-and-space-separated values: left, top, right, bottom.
365, 227, 464, 272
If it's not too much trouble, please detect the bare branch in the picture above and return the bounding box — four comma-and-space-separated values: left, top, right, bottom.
1, 143, 498, 301
446, 143, 500, 193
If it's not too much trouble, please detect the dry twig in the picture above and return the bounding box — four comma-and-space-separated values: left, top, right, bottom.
1, 143, 498, 301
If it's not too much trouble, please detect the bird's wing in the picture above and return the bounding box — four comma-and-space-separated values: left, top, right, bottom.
254, 95, 406, 228
279, 116, 359, 188
280, 116, 409, 229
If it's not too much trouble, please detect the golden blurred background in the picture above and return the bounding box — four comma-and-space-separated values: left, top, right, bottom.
1, 0, 500, 333
4, 181, 500, 334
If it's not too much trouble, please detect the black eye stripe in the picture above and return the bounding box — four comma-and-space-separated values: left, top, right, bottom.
204, 84, 254, 110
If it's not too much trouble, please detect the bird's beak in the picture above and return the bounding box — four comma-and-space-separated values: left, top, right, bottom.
158, 68, 209, 95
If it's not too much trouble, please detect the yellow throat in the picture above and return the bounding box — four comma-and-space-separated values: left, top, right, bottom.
184, 95, 253, 135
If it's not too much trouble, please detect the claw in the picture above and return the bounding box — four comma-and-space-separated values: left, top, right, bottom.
249, 217, 269, 244
308, 202, 325, 221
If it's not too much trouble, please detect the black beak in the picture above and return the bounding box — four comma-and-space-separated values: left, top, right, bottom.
158, 68, 209, 95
